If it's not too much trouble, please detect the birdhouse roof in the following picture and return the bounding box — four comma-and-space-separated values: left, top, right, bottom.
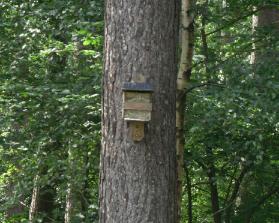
122, 82, 153, 92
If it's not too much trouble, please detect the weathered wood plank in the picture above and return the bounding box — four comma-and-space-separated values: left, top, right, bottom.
124, 102, 152, 111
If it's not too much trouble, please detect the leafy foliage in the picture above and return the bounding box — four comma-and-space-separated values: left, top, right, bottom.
182, 1, 279, 222
0, 0, 103, 222
0, 0, 278, 223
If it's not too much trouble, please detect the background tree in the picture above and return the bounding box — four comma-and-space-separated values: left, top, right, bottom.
176, 0, 195, 222
182, 1, 279, 222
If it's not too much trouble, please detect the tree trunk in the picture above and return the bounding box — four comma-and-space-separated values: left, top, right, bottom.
224, 165, 251, 223
206, 148, 221, 223
257, 7, 279, 29
29, 172, 56, 222
81, 150, 90, 220
64, 145, 75, 223
237, 6, 279, 223
29, 175, 40, 223
99, 0, 180, 222
185, 167, 193, 223
251, 6, 279, 65
176, 0, 194, 221
65, 184, 74, 223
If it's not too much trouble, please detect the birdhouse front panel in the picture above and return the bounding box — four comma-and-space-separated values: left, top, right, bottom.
123, 92, 152, 122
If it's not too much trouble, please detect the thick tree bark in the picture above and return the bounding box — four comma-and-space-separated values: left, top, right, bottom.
176, 0, 194, 221
99, 1, 180, 222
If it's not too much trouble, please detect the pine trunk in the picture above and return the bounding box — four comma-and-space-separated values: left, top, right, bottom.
99, 0, 180, 222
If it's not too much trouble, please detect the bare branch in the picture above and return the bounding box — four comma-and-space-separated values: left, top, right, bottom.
185, 82, 225, 94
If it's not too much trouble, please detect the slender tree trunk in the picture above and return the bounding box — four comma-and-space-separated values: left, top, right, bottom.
206, 148, 222, 223
65, 142, 94, 223
185, 167, 193, 223
29, 171, 56, 222
81, 151, 90, 220
176, 0, 194, 221
29, 175, 40, 223
64, 151, 74, 223
250, 9, 258, 66
99, 0, 180, 222
224, 165, 251, 223
65, 184, 74, 223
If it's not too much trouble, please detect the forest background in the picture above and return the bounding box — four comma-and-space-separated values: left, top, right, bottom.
0, 0, 278, 222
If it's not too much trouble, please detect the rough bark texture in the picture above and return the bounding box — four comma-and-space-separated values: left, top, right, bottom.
99, 1, 180, 222
176, 0, 194, 221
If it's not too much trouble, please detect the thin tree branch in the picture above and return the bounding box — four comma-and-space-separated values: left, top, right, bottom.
185, 82, 225, 94
245, 179, 279, 223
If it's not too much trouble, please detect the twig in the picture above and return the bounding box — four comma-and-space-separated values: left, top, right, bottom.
185, 82, 225, 94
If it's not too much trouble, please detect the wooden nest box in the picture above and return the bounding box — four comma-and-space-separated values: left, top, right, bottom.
122, 82, 153, 141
